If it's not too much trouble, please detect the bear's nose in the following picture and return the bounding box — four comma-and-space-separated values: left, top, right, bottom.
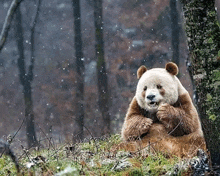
147, 95, 155, 100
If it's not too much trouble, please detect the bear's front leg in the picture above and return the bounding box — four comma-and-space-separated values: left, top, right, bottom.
157, 103, 185, 134
122, 117, 153, 141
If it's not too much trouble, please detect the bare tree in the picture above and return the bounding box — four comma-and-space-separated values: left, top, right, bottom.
170, 0, 179, 67
72, 0, 85, 141
94, 0, 111, 135
15, 0, 41, 148
0, 0, 23, 51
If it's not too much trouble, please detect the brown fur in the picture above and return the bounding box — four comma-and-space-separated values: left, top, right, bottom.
159, 88, 165, 96
137, 66, 147, 79
119, 123, 206, 157
141, 91, 146, 98
165, 62, 178, 75
121, 91, 206, 158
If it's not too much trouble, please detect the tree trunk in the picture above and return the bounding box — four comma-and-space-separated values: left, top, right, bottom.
23, 83, 38, 148
170, 0, 179, 67
94, 0, 111, 135
73, 0, 84, 141
181, 0, 220, 164
15, 5, 38, 148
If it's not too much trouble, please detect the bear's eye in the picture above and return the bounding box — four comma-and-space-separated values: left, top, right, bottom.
157, 84, 162, 89
143, 86, 147, 91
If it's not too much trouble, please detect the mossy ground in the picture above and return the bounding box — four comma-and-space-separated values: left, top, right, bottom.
0, 134, 191, 175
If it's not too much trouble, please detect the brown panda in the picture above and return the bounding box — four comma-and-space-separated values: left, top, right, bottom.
120, 62, 206, 157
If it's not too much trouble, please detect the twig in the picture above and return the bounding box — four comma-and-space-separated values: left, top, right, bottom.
36, 122, 55, 151
168, 118, 183, 136
73, 118, 100, 154
0, 117, 25, 158
18, 137, 55, 161
11, 117, 26, 144
83, 124, 95, 141
168, 103, 185, 136
111, 160, 120, 171
21, 145, 31, 161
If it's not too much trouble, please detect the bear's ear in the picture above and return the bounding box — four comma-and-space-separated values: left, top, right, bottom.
165, 62, 178, 75
137, 65, 147, 79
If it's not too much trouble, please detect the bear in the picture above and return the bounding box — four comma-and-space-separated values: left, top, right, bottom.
120, 62, 206, 158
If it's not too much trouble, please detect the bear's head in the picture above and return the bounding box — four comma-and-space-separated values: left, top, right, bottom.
135, 62, 187, 113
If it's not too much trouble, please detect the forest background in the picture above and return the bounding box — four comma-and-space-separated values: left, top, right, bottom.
0, 0, 220, 162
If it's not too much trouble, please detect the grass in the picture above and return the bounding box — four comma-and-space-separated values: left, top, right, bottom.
0, 134, 192, 175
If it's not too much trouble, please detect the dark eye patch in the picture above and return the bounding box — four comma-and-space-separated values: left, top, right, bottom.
157, 84, 162, 89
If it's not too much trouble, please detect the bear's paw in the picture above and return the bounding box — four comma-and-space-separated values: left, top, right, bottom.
139, 118, 153, 134
157, 103, 179, 128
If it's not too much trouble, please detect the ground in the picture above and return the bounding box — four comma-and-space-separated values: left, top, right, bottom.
0, 134, 195, 175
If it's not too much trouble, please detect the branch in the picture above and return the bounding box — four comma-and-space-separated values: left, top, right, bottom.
0, 0, 23, 52
28, 0, 42, 81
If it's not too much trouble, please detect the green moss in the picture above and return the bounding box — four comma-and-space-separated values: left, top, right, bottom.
0, 155, 17, 176
182, 0, 220, 159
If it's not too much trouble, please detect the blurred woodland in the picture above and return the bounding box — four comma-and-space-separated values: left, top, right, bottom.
0, 0, 220, 163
